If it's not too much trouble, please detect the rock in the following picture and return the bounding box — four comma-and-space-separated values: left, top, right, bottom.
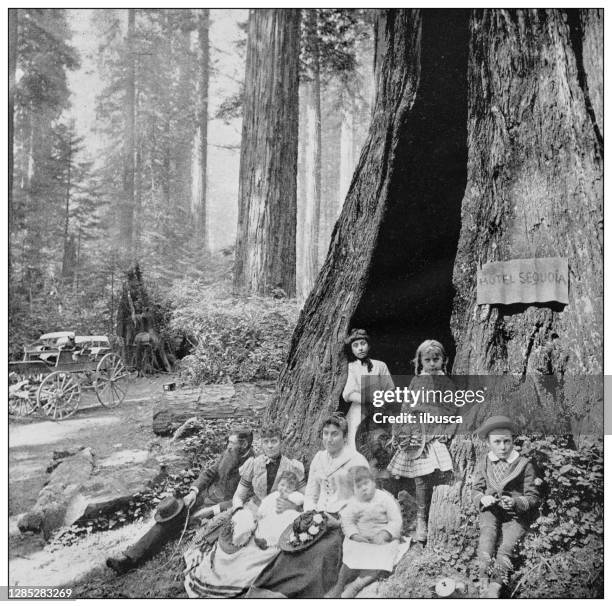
46, 445, 86, 473
17, 511, 44, 534
156, 452, 190, 475
97, 449, 150, 468
18, 448, 95, 539
64, 459, 160, 526
171, 417, 206, 442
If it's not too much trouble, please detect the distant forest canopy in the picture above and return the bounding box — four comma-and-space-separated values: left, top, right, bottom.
8, 8, 374, 348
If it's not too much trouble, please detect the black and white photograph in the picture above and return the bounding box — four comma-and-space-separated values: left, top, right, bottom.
4, 5, 605, 601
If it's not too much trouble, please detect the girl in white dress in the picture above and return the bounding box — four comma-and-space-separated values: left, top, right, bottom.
342, 329, 395, 451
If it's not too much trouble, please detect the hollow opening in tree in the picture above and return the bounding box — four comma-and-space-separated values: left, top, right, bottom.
351, 11, 469, 374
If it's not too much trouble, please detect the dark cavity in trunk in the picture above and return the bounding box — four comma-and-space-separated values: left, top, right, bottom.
351, 10, 469, 374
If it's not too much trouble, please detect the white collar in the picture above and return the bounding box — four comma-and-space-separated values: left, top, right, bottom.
488, 450, 519, 463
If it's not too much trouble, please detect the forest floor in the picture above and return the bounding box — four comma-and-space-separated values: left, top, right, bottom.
7, 374, 272, 597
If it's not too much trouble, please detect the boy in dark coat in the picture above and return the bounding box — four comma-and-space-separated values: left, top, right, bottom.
106, 427, 254, 575
472, 415, 541, 598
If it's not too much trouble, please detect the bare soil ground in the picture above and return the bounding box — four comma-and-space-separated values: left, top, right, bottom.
8, 375, 273, 597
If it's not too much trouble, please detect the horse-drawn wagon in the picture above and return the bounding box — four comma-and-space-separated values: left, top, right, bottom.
9, 332, 129, 420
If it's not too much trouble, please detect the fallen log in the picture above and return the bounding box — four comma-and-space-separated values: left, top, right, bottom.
151, 384, 265, 436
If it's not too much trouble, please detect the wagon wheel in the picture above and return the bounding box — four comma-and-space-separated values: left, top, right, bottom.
37, 372, 82, 420
9, 375, 38, 418
95, 353, 129, 408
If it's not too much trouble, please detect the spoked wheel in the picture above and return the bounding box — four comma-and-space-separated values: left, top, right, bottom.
37, 372, 82, 420
9, 375, 38, 418
95, 352, 129, 408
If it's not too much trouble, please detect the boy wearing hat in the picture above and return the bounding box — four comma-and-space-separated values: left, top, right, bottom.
106, 427, 254, 575
472, 416, 541, 598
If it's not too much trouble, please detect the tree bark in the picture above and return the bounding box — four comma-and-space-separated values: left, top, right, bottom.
451, 9, 602, 377
428, 8, 603, 550
303, 11, 322, 297
196, 8, 210, 252
302, 79, 322, 298
319, 81, 342, 269
296, 83, 309, 301
339, 85, 356, 204
120, 9, 136, 260
234, 9, 300, 297
267, 10, 423, 461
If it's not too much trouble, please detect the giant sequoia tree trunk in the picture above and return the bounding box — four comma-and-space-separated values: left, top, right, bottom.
234, 9, 300, 297
428, 9, 603, 549
267, 10, 426, 460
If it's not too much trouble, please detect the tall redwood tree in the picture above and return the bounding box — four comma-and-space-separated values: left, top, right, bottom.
234, 9, 300, 297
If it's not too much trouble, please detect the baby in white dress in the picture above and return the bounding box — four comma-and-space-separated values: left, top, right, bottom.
256, 471, 304, 547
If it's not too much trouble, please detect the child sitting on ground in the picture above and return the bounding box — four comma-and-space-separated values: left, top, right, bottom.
472, 415, 541, 598
255, 471, 304, 547
325, 466, 403, 598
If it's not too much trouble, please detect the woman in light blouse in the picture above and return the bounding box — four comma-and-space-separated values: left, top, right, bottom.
249, 415, 369, 598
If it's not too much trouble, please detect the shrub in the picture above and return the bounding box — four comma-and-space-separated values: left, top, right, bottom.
168, 280, 299, 384
511, 435, 603, 597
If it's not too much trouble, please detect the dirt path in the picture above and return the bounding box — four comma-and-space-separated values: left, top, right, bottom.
9, 375, 171, 518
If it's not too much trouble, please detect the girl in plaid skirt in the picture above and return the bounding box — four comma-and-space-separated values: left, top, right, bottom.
387, 340, 456, 543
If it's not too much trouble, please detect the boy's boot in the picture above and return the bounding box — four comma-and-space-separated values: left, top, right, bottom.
414, 475, 432, 543
414, 506, 428, 543
106, 555, 135, 576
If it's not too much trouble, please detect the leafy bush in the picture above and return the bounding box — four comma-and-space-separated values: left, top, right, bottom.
168, 280, 299, 384
511, 435, 603, 597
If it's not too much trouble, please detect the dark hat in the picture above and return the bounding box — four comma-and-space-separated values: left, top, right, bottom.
477, 415, 519, 439
230, 426, 253, 446
154, 496, 184, 523
279, 511, 328, 553
344, 329, 370, 346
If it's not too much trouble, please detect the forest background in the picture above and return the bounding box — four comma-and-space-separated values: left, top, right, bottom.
8, 8, 372, 378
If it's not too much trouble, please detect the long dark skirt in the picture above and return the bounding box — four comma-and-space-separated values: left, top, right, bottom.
249, 528, 343, 598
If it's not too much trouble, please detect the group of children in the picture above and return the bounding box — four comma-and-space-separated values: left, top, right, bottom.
339, 330, 542, 598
